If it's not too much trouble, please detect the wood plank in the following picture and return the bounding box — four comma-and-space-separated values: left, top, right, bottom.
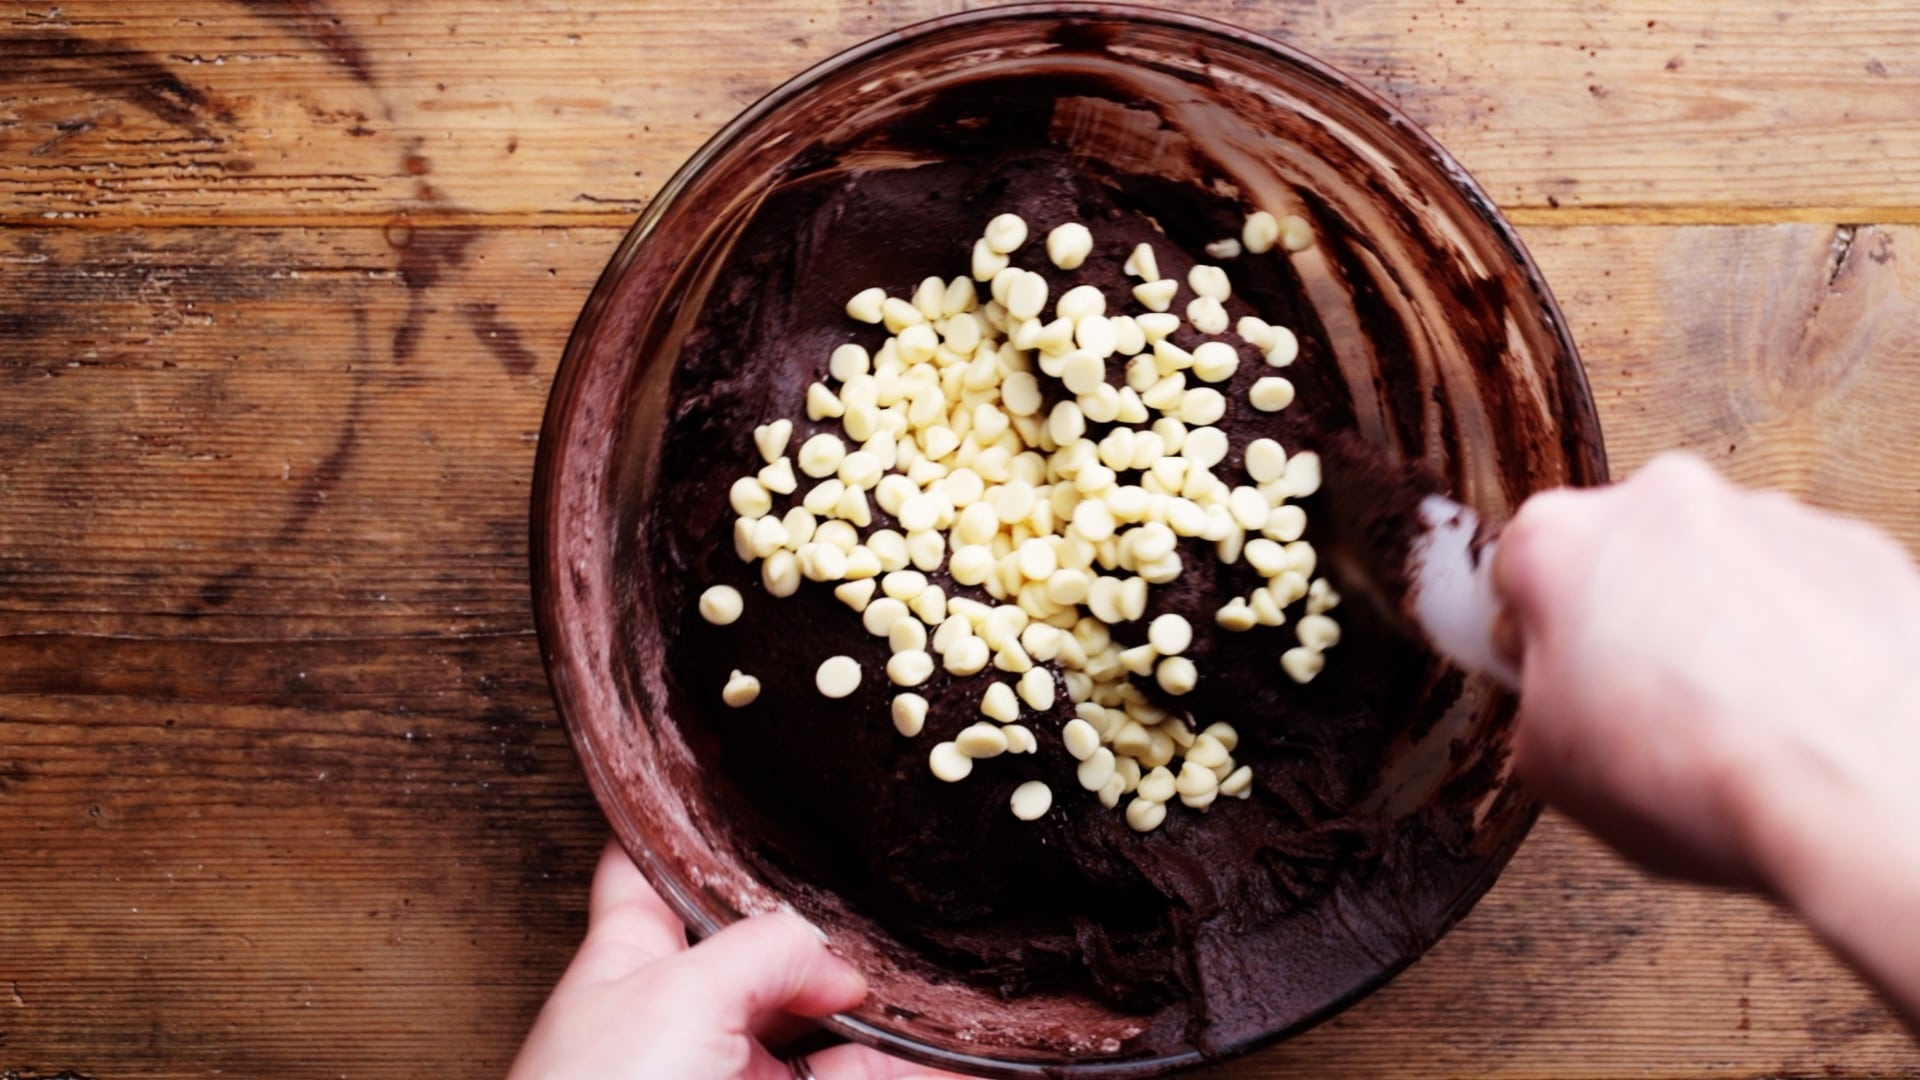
1532, 221, 1920, 544
3, 219, 1918, 1076
2, 1, 1917, 223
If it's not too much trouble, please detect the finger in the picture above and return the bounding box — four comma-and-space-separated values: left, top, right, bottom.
568, 837, 691, 983
803, 1041, 975, 1079
658, 911, 868, 1033
1491, 486, 1597, 638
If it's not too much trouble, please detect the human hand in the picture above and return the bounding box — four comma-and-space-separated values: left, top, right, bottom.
1494, 452, 1920, 1017
511, 839, 965, 1080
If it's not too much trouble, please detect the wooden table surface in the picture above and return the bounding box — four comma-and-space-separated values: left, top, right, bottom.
2, 2, 1917, 1077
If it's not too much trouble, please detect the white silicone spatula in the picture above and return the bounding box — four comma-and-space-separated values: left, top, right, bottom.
1312, 437, 1519, 689
1403, 494, 1518, 688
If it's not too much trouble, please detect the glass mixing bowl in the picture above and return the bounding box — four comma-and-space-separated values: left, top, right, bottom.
533, 5, 1605, 1076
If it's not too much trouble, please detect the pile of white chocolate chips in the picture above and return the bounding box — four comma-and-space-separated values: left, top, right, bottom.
696, 209, 1343, 832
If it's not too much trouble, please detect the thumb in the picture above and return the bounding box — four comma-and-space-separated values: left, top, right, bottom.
658, 911, 868, 1032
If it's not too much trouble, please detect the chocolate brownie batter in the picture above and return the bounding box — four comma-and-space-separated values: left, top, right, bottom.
636, 133, 1500, 1055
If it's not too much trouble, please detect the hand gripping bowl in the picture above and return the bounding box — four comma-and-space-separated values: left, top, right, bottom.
532, 5, 1606, 1076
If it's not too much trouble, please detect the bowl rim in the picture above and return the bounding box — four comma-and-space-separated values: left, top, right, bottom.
532, 3, 1604, 1076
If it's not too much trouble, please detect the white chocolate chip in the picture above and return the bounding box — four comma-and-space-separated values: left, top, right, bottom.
1185, 296, 1229, 335
1017, 667, 1056, 710
1189, 341, 1240, 383
1204, 237, 1242, 260
1220, 764, 1254, 797
1010, 780, 1052, 821
1125, 796, 1167, 833
781, 506, 817, 546
699, 585, 744, 625
943, 275, 977, 316
985, 212, 1029, 255
1061, 350, 1106, 395
753, 419, 793, 463
981, 680, 1020, 723
886, 649, 935, 687
955, 721, 1010, 759
1077, 747, 1117, 791
1307, 576, 1341, 615
1004, 723, 1039, 754
1280, 646, 1324, 684
1175, 760, 1219, 798
1119, 576, 1149, 622
861, 596, 910, 638
911, 275, 946, 321
797, 433, 846, 478
837, 450, 882, 490
1203, 722, 1240, 752
972, 237, 1009, 281
833, 485, 872, 527
930, 741, 973, 782
1155, 655, 1197, 695
1057, 283, 1105, 322
1265, 325, 1299, 367
729, 476, 772, 518
1147, 613, 1192, 655
944, 636, 991, 676
721, 670, 761, 707
1228, 486, 1268, 531
1244, 538, 1287, 577
1046, 222, 1094, 269
806, 381, 844, 421
815, 655, 862, 698
1179, 426, 1227, 469
910, 584, 947, 624
1277, 450, 1321, 497
1131, 278, 1178, 312
1178, 387, 1227, 426
1001, 370, 1043, 416
1179, 787, 1218, 810
796, 541, 848, 582
1006, 271, 1049, 321
1134, 766, 1175, 803
1280, 214, 1315, 252
1124, 242, 1161, 281
1214, 597, 1256, 631
1062, 718, 1102, 761
762, 550, 801, 597
846, 287, 886, 324
1186, 734, 1230, 769
881, 296, 923, 333
1248, 374, 1295, 412
1263, 504, 1307, 543
888, 617, 928, 654
834, 579, 876, 612
1245, 438, 1287, 484
1296, 613, 1342, 652
829, 343, 870, 382
1283, 540, 1318, 579
1188, 264, 1231, 302
1242, 211, 1280, 254
891, 693, 929, 737
1249, 587, 1285, 627
801, 478, 843, 516
949, 545, 995, 586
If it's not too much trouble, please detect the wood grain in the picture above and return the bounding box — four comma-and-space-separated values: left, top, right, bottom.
1, 1, 1918, 224
3, 1, 1918, 1077
4, 220, 1917, 1075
